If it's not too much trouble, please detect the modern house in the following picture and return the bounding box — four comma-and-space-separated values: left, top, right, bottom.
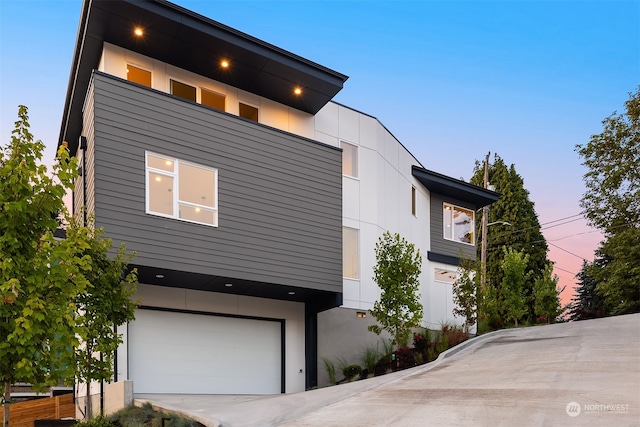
58, 0, 499, 400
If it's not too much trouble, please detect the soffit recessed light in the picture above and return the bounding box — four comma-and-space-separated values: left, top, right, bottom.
134, 27, 144, 37
288, 291, 295, 295
155, 274, 164, 279
294, 87, 302, 95
220, 60, 229, 68
224, 283, 233, 287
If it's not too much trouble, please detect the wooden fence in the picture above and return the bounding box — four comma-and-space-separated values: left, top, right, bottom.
1, 394, 75, 427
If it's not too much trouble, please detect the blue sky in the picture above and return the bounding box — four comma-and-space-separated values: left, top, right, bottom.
1, 0, 638, 302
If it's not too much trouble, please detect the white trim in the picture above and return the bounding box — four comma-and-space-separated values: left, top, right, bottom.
145, 151, 219, 227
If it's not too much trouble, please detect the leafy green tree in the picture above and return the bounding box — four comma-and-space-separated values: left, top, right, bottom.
471, 154, 548, 323
533, 262, 562, 323
368, 232, 423, 349
70, 216, 138, 420
452, 253, 478, 334
576, 87, 640, 315
500, 247, 530, 327
569, 260, 606, 321
1, 106, 81, 427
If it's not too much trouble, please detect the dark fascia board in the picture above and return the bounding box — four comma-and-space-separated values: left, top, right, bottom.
427, 251, 461, 266
412, 165, 500, 208
58, 0, 348, 152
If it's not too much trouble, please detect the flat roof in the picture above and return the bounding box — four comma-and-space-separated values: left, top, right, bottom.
412, 165, 500, 208
59, 0, 348, 153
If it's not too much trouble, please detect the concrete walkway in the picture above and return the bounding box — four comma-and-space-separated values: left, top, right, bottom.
137, 313, 640, 427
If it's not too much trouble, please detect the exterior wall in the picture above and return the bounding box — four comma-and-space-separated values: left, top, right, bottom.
85, 72, 342, 293
73, 81, 96, 222
117, 284, 306, 393
429, 193, 477, 260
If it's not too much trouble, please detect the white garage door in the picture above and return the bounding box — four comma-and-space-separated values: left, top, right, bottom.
129, 309, 283, 394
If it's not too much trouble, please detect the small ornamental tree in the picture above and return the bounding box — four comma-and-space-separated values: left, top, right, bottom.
533, 262, 562, 324
500, 247, 530, 327
453, 254, 478, 334
1, 106, 80, 427
70, 216, 138, 420
368, 231, 423, 349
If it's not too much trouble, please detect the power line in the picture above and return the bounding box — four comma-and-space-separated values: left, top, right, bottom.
548, 242, 590, 262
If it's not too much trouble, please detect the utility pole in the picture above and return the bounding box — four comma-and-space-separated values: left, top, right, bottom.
480, 152, 490, 302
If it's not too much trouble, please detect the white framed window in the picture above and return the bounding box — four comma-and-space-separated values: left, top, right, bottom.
239, 102, 259, 122
146, 152, 218, 226
341, 141, 358, 178
343, 227, 359, 279
434, 268, 457, 284
126, 64, 152, 88
443, 202, 474, 245
170, 79, 196, 102
201, 88, 226, 111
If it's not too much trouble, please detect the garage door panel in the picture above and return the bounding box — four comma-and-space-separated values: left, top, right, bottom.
129, 309, 282, 394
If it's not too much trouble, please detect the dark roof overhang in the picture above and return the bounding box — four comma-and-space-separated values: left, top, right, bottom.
59, 0, 348, 154
412, 165, 500, 208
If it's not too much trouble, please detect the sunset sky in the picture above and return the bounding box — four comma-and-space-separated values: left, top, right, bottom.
1, 0, 638, 307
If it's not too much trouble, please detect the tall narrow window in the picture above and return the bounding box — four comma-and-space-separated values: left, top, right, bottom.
411, 186, 417, 216
341, 141, 358, 178
201, 89, 226, 111
146, 152, 218, 226
343, 227, 359, 279
170, 79, 196, 102
443, 203, 474, 244
127, 64, 151, 88
239, 103, 259, 122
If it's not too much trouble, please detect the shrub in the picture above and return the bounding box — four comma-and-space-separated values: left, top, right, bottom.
395, 345, 415, 370
322, 357, 337, 385
75, 417, 113, 427
361, 345, 379, 377
343, 364, 362, 381
413, 330, 429, 355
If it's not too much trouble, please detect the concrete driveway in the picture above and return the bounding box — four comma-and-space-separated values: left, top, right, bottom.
137, 313, 640, 427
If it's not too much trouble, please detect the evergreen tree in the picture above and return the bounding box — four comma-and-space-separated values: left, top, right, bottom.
569, 260, 606, 321
470, 154, 549, 323
452, 253, 478, 334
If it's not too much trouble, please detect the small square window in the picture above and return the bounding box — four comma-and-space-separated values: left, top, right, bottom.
201, 89, 225, 111
443, 203, 474, 244
341, 141, 358, 178
170, 79, 196, 102
239, 103, 259, 122
127, 64, 151, 88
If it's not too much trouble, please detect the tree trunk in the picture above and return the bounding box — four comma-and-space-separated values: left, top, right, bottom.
3, 381, 11, 427
85, 347, 92, 420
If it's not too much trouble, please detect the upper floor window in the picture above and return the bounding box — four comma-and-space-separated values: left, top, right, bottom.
170, 79, 196, 102
127, 64, 151, 88
239, 102, 259, 122
341, 141, 358, 178
443, 203, 474, 245
343, 227, 359, 279
201, 88, 226, 112
411, 186, 417, 216
146, 152, 218, 226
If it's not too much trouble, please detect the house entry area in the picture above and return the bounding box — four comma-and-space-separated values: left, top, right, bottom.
128, 308, 284, 394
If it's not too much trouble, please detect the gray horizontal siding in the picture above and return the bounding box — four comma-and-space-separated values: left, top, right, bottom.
86, 72, 342, 293
430, 193, 477, 261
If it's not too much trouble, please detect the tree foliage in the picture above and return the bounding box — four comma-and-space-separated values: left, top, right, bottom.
70, 215, 138, 419
1, 106, 81, 426
499, 247, 530, 327
575, 87, 640, 315
0, 106, 137, 425
470, 154, 548, 323
452, 253, 478, 333
533, 262, 562, 323
368, 231, 423, 348
568, 260, 606, 321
